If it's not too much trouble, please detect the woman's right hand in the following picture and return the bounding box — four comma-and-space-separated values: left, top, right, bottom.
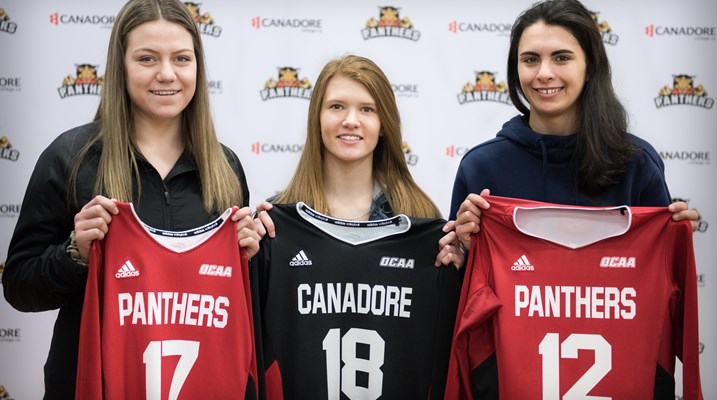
455, 189, 491, 249
73, 195, 119, 263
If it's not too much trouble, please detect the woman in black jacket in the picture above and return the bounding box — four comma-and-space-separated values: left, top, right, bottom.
1, 0, 263, 398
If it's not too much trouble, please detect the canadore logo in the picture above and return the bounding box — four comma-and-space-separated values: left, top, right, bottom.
361, 6, 420, 41
655, 74, 714, 109
184, 2, 221, 37
458, 71, 511, 105
260, 67, 312, 101
58, 64, 104, 98
0, 7, 18, 34
0, 136, 20, 162
589, 10, 618, 45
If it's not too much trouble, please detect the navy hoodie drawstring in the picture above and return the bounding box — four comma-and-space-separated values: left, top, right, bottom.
537, 138, 548, 200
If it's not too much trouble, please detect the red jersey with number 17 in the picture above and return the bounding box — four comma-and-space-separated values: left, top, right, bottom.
76, 202, 257, 399
445, 195, 702, 400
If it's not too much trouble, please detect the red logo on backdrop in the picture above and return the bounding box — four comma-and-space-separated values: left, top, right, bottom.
251, 16, 260, 29
445, 145, 471, 158
49, 12, 59, 25
251, 142, 260, 154
646, 24, 655, 37
449, 21, 457, 33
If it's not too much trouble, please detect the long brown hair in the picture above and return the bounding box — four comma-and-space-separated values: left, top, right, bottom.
275, 55, 441, 219
70, 0, 243, 211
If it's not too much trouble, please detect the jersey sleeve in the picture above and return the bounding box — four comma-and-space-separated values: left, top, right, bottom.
75, 240, 105, 399
445, 234, 502, 399
670, 220, 703, 400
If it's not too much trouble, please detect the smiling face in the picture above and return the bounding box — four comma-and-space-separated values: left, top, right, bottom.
320, 75, 382, 168
518, 21, 587, 134
124, 19, 196, 127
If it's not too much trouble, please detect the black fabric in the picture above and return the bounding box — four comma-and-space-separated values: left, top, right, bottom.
2, 121, 249, 399
252, 203, 460, 399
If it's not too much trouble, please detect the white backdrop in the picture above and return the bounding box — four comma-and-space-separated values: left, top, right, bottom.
1, 1, 714, 398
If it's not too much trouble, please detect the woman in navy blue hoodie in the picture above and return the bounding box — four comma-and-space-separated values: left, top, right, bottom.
450, 0, 700, 243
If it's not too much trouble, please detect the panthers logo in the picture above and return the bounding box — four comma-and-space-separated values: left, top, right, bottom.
0, 136, 11, 149
265, 67, 312, 89
185, 2, 214, 24
0, 8, 9, 21
62, 64, 104, 86
659, 74, 707, 96
463, 71, 508, 93
589, 11, 612, 33
366, 6, 412, 29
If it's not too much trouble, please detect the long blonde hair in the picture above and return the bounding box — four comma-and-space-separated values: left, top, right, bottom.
275, 55, 441, 219
70, 0, 243, 212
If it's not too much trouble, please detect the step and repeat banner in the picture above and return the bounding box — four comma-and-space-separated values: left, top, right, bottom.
1, 0, 715, 398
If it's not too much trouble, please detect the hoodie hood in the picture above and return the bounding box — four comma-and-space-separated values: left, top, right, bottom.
497, 115, 577, 164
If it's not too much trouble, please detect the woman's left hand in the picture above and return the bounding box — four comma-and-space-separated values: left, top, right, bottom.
435, 220, 466, 269
668, 201, 701, 233
232, 206, 262, 259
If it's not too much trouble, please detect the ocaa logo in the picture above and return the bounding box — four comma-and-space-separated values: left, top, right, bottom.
184, 2, 221, 37
589, 10, 619, 45
58, 64, 104, 98
0, 136, 20, 162
655, 74, 714, 109
361, 6, 420, 41
379, 256, 415, 269
260, 67, 312, 101
199, 264, 232, 278
458, 71, 511, 105
0, 7, 18, 34
600, 257, 636, 268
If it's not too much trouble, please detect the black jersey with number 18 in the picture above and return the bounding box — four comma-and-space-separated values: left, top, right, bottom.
252, 202, 461, 400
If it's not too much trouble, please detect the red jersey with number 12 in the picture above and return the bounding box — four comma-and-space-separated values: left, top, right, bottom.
76, 202, 257, 399
445, 195, 702, 400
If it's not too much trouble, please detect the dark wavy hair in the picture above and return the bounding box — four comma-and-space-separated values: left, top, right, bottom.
507, 0, 637, 195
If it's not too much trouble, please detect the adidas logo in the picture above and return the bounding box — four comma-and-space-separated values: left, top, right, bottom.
511, 255, 534, 271
116, 260, 140, 278
289, 250, 312, 267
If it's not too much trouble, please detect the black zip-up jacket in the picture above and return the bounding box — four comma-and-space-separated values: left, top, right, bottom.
2, 121, 250, 399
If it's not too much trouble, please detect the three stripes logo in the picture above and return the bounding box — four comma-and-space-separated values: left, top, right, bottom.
511, 255, 534, 271
289, 250, 312, 267
116, 260, 140, 278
